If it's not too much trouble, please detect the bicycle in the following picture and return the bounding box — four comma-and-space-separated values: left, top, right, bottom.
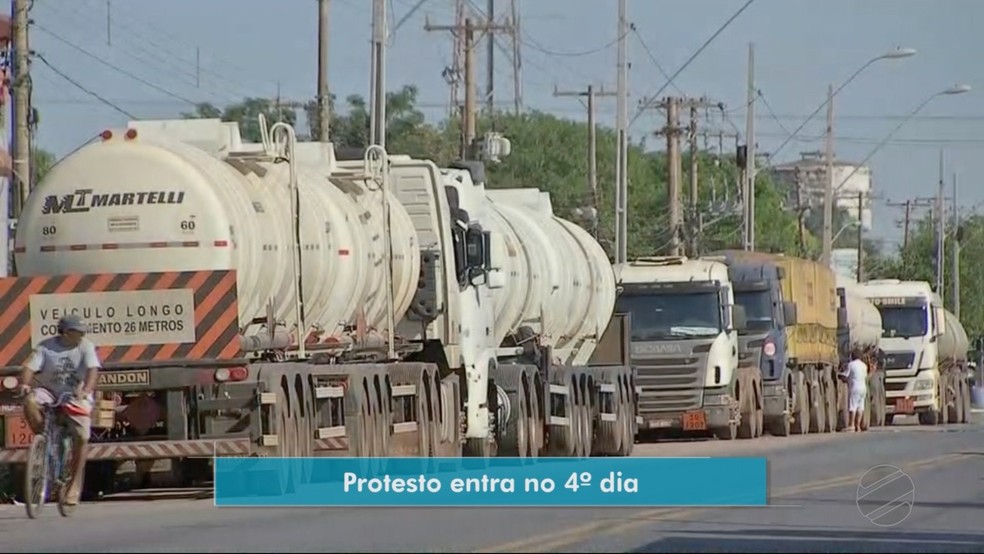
18, 389, 85, 519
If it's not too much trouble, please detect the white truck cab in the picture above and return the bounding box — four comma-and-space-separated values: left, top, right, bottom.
854, 279, 945, 424
614, 256, 746, 438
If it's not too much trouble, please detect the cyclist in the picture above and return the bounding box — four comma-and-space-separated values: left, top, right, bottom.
17, 313, 101, 507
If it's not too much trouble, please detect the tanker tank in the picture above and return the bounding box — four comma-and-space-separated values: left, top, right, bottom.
13, 121, 421, 343
835, 275, 882, 351
482, 188, 616, 366
939, 309, 969, 364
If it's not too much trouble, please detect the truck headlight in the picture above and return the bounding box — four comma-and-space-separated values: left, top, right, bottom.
704, 394, 730, 406
914, 379, 934, 391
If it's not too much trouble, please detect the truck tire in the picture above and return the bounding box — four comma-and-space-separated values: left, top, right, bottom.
809, 372, 826, 434
792, 374, 810, 435
919, 408, 941, 426
961, 380, 972, 424
825, 372, 837, 433
769, 414, 791, 437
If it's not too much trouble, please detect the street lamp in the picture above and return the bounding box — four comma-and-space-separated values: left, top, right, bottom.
820, 84, 972, 266
830, 84, 972, 197
769, 47, 917, 163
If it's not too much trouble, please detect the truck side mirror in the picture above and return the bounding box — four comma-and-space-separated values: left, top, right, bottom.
784, 301, 798, 326
465, 226, 487, 286
836, 307, 847, 329
936, 307, 946, 338
732, 304, 747, 332
776, 266, 786, 280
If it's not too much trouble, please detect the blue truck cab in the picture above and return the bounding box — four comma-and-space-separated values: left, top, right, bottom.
714, 255, 799, 436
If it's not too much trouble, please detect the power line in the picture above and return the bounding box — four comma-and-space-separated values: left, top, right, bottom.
35, 24, 201, 107
630, 27, 683, 95
520, 27, 629, 57
35, 53, 137, 119
629, 0, 756, 130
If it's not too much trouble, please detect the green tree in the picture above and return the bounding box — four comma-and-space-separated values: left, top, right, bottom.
879, 214, 984, 337
32, 147, 56, 184
182, 98, 298, 142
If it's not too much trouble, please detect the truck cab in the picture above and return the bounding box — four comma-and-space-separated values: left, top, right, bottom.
854, 279, 944, 424
725, 261, 798, 432
614, 256, 746, 438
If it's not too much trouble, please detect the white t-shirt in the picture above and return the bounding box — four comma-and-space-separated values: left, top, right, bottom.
25, 336, 102, 402
846, 359, 868, 393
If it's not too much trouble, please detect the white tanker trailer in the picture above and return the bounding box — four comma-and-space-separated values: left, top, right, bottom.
0, 117, 637, 493
835, 276, 887, 429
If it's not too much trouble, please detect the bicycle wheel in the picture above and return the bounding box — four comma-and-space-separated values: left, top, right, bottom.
24, 433, 49, 519
57, 433, 77, 517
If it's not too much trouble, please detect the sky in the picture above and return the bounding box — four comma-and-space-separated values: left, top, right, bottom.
17, 0, 984, 250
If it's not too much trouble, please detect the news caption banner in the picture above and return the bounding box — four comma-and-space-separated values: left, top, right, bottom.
213, 457, 768, 508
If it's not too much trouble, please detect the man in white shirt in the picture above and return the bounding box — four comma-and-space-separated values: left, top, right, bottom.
18, 314, 101, 506
844, 348, 869, 432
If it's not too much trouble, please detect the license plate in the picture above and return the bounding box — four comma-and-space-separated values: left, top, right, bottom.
682, 410, 707, 431
649, 419, 674, 429
894, 397, 915, 414
4, 413, 34, 449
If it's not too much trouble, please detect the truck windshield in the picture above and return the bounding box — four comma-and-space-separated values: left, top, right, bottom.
734, 289, 773, 334
878, 306, 928, 338
616, 292, 722, 340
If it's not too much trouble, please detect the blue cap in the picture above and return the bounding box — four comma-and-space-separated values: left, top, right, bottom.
58, 314, 87, 334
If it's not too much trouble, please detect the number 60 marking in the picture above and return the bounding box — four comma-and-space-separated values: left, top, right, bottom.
180, 220, 196, 231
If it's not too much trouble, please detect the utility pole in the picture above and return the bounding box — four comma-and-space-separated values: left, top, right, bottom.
649, 96, 720, 257
743, 42, 756, 251
553, 84, 616, 238
688, 104, 700, 256
486, 0, 495, 116
666, 98, 683, 256
902, 200, 911, 250
794, 168, 806, 253
317, 0, 331, 142
952, 171, 960, 318
936, 150, 945, 299
370, 0, 386, 148
614, 0, 629, 264
886, 197, 935, 251
425, 14, 513, 160
12, 0, 31, 219
821, 83, 835, 267
509, 0, 522, 115
856, 192, 864, 282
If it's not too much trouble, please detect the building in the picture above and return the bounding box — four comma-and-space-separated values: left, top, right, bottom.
830, 248, 860, 282
770, 151, 873, 232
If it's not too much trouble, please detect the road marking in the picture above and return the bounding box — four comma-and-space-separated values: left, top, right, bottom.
475, 452, 968, 554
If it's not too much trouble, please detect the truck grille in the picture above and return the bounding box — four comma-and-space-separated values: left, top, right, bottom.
883, 352, 916, 370
633, 356, 704, 412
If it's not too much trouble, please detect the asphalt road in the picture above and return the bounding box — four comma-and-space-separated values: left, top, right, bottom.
2, 418, 983, 553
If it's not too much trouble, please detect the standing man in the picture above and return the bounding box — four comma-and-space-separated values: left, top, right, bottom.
18, 314, 101, 506
845, 348, 869, 432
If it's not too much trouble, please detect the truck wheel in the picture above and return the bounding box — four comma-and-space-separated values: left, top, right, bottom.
528, 381, 542, 457
793, 376, 810, 435
918, 409, 940, 426
961, 380, 972, 424
825, 374, 837, 432
809, 373, 825, 434
714, 421, 739, 441
769, 415, 790, 437
950, 376, 963, 424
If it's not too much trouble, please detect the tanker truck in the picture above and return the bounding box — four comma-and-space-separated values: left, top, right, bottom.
613, 256, 750, 440
855, 279, 972, 425
709, 251, 840, 438
834, 276, 886, 429
0, 117, 637, 496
